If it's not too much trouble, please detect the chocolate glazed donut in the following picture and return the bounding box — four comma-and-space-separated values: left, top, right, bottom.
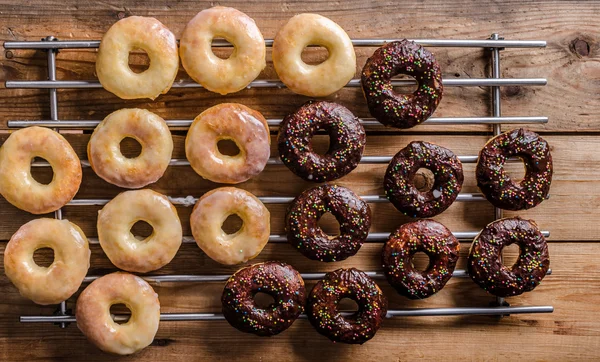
307, 268, 387, 344
384, 141, 464, 218
477, 128, 552, 210
468, 218, 550, 297
221, 261, 306, 336
382, 220, 460, 299
361, 40, 443, 129
286, 185, 371, 262
277, 101, 366, 182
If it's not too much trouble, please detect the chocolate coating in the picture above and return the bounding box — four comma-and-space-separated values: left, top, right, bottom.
277, 100, 366, 182
361, 40, 443, 129
307, 268, 387, 344
286, 185, 371, 262
382, 220, 460, 299
468, 218, 550, 297
221, 261, 306, 336
476, 128, 552, 210
384, 141, 464, 218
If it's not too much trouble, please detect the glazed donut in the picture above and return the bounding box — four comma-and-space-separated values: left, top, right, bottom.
88, 108, 173, 189
307, 268, 387, 344
96, 16, 179, 100
384, 141, 464, 218
477, 128, 552, 210
222, 262, 305, 336
180, 7, 266, 95
272, 14, 356, 97
278, 101, 366, 182
97, 189, 182, 273
76, 272, 160, 355
4, 218, 90, 305
185, 103, 270, 184
468, 218, 550, 297
382, 219, 460, 299
361, 40, 443, 128
286, 185, 371, 262
191, 187, 270, 265
0, 126, 82, 214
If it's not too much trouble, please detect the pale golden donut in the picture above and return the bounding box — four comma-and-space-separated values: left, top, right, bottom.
190, 187, 270, 265
88, 108, 173, 189
272, 13, 356, 97
96, 16, 179, 100
76, 272, 160, 355
180, 6, 266, 95
0, 127, 82, 214
4, 218, 90, 305
97, 189, 182, 273
185, 103, 270, 184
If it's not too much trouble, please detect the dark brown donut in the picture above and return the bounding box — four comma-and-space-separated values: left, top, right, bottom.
468, 218, 550, 297
384, 141, 464, 218
361, 40, 443, 129
221, 261, 306, 336
382, 220, 460, 299
277, 100, 366, 182
476, 128, 552, 210
286, 185, 371, 262
307, 268, 387, 344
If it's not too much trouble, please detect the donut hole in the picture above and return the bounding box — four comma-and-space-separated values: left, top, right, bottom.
253, 292, 276, 309
501, 243, 521, 268
411, 251, 431, 272
211, 37, 234, 60
217, 139, 241, 157
310, 136, 330, 156
130, 220, 154, 241
120, 137, 143, 158
339, 297, 360, 313
301, 45, 330, 65
128, 48, 150, 73
33, 247, 54, 268
221, 213, 244, 235
318, 212, 341, 238
391, 74, 419, 94
30, 157, 54, 185
503, 158, 526, 183
109, 303, 132, 325
414, 168, 435, 192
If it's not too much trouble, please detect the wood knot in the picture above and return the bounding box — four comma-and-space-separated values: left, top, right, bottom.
117, 11, 126, 19
570, 38, 590, 57
151, 338, 174, 347
504, 85, 521, 98
5, 51, 13, 59
414, 168, 435, 192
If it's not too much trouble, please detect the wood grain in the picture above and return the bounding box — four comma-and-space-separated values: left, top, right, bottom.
0, 1, 599, 361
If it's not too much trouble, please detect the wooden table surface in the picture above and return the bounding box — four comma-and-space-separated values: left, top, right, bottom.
0, 1, 599, 361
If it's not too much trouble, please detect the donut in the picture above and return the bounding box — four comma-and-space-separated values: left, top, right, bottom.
307, 268, 387, 344
222, 262, 305, 336
272, 14, 356, 97
191, 187, 270, 265
277, 101, 366, 182
361, 40, 443, 128
180, 7, 266, 95
185, 103, 270, 184
97, 189, 182, 273
476, 128, 553, 210
88, 108, 173, 189
4, 218, 90, 305
76, 272, 160, 355
384, 141, 464, 218
382, 219, 460, 299
468, 217, 550, 297
0, 126, 82, 214
286, 185, 371, 262
96, 16, 179, 100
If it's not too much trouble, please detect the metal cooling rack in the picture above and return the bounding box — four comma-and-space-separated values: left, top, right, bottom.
3, 34, 553, 327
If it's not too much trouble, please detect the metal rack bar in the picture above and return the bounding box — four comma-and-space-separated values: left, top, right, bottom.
7, 116, 549, 129
5, 78, 547, 89
3, 38, 547, 50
